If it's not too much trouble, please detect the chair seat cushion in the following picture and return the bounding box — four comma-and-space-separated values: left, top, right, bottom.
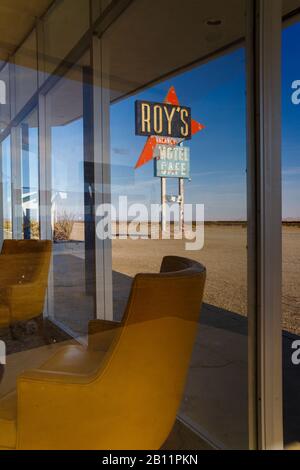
39, 345, 106, 375
0, 391, 17, 449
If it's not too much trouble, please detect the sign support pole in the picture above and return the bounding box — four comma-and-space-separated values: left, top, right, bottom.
179, 178, 184, 234
161, 177, 167, 233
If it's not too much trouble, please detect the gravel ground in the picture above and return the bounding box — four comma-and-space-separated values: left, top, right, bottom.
112, 225, 300, 335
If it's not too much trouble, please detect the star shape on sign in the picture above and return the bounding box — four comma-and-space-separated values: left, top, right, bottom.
134, 86, 205, 169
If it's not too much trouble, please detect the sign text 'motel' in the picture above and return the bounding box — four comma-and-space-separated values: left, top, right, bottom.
135, 100, 192, 140
154, 144, 190, 179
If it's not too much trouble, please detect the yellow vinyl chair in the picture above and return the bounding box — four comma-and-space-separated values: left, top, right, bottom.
0, 240, 52, 328
0, 256, 206, 450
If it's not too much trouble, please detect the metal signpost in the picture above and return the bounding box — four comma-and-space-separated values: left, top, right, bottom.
161, 177, 167, 232
154, 143, 190, 232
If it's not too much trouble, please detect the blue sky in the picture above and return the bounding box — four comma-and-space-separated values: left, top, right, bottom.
1, 22, 300, 221
110, 22, 300, 221
111, 48, 247, 221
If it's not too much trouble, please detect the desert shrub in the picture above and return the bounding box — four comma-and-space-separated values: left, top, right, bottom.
29, 221, 40, 239
53, 212, 75, 242
3, 220, 12, 231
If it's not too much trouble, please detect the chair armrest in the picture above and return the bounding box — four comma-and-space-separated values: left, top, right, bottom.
88, 319, 122, 351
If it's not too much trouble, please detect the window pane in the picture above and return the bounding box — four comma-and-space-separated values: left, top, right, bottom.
103, 0, 249, 449
19, 109, 39, 239
1, 135, 12, 239
0, 0, 254, 451
14, 31, 38, 115
0, 63, 10, 133
43, 0, 90, 77
282, 5, 300, 448
46, 52, 95, 336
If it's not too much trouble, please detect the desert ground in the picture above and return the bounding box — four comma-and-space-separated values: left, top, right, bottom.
12, 221, 298, 335
111, 224, 300, 335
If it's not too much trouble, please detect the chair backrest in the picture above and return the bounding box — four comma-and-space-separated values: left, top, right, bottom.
1, 239, 51, 256
93, 256, 206, 449
0, 240, 52, 320
1, 239, 52, 282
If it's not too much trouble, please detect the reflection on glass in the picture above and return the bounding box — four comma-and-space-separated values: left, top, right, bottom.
46, 55, 95, 336
1, 135, 12, 239
0, 0, 253, 451
43, 0, 90, 77
20, 110, 39, 239
14, 31, 38, 115
105, 0, 248, 449
282, 19, 300, 448
0, 63, 10, 133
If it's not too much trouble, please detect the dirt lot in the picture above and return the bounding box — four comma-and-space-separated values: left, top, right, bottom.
112, 225, 300, 334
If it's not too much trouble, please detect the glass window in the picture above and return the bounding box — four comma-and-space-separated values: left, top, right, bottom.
102, 0, 249, 449
0, 63, 10, 133
19, 109, 40, 239
45, 51, 95, 337
14, 31, 38, 115
0, 0, 258, 452
1, 135, 12, 239
43, 0, 90, 77
282, 8, 300, 448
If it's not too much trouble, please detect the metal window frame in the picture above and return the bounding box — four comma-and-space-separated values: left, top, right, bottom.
0, 142, 3, 246
9, 60, 23, 240
92, 35, 113, 320
247, 0, 283, 450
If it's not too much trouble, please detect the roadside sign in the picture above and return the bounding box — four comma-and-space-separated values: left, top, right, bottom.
134, 86, 205, 234
134, 86, 204, 170
135, 100, 192, 139
154, 144, 190, 179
